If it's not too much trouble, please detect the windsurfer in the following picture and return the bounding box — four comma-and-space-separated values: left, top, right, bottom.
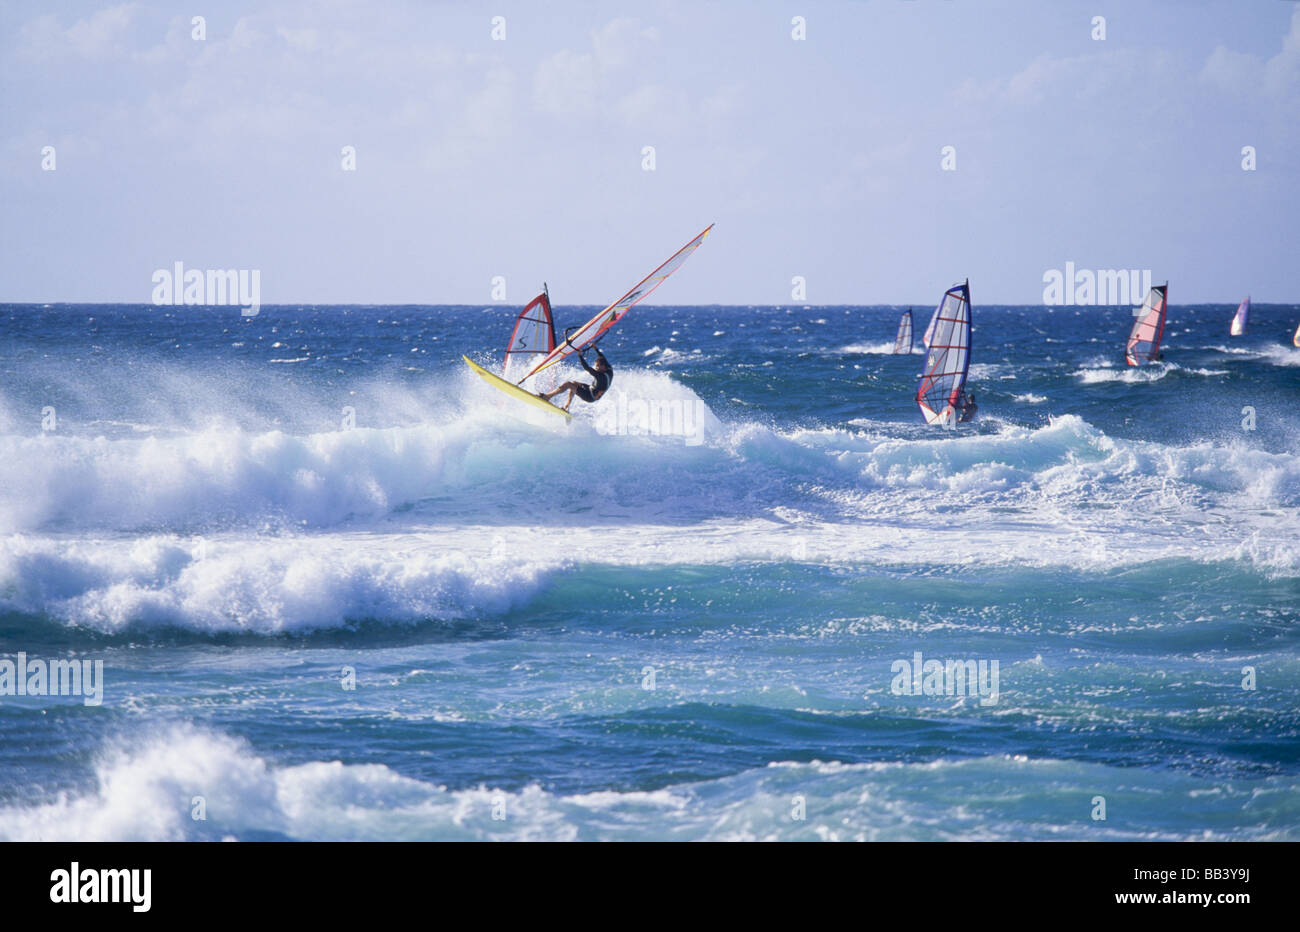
539, 347, 613, 411
958, 391, 978, 422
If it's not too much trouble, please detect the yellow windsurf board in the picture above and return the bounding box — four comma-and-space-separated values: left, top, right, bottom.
462, 355, 572, 422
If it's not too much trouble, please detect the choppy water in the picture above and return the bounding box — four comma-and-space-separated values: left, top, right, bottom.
1, 299, 1298, 840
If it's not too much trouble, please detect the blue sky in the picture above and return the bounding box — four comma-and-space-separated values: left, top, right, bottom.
1, 0, 1297, 304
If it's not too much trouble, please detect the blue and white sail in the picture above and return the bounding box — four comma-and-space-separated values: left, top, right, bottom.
916, 281, 972, 425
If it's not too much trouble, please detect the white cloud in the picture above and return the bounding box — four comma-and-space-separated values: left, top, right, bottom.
532, 17, 662, 119
956, 47, 1178, 114
276, 26, 320, 53
1200, 6, 1300, 100
967, 7, 1300, 116
1200, 45, 1260, 93
591, 17, 658, 69
533, 49, 598, 117
18, 2, 140, 61
700, 83, 746, 122
461, 67, 517, 140
615, 84, 685, 126
228, 17, 269, 53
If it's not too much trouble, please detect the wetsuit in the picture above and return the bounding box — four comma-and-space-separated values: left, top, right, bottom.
572, 350, 612, 403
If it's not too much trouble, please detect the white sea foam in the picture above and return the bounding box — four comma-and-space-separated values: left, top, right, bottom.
1206, 343, 1300, 367
6, 358, 1300, 633
2, 724, 1292, 841
837, 341, 900, 355
1074, 361, 1228, 383
0, 366, 723, 533
1255, 344, 1300, 367
0, 533, 555, 634
5, 497, 1296, 635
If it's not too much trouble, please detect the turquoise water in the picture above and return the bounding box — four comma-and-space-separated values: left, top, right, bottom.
1, 300, 1298, 840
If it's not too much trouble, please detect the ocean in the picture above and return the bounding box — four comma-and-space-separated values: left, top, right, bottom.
1, 299, 1297, 841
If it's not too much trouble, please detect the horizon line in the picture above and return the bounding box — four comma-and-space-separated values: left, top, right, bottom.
1, 300, 1289, 309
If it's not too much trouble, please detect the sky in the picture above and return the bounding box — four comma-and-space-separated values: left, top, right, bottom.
1, 0, 1297, 305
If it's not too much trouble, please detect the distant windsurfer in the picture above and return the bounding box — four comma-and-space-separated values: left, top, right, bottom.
957, 391, 978, 422
539, 346, 613, 411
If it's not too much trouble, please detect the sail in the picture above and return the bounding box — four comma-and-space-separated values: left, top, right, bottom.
1229, 296, 1250, 336
1125, 283, 1168, 366
1294, 320, 1300, 349
503, 289, 556, 380
518, 224, 714, 382
893, 309, 913, 354
916, 281, 972, 425
921, 302, 941, 348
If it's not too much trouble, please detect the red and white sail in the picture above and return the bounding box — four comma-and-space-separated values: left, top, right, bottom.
503, 289, 556, 380
1125, 283, 1168, 366
517, 224, 714, 383
916, 281, 972, 425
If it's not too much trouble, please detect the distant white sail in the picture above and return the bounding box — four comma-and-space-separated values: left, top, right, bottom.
1229, 296, 1249, 337
893, 309, 913, 354
921, 301, 941, 349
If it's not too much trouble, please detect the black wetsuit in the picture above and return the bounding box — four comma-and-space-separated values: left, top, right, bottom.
573, 351, 612, 403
